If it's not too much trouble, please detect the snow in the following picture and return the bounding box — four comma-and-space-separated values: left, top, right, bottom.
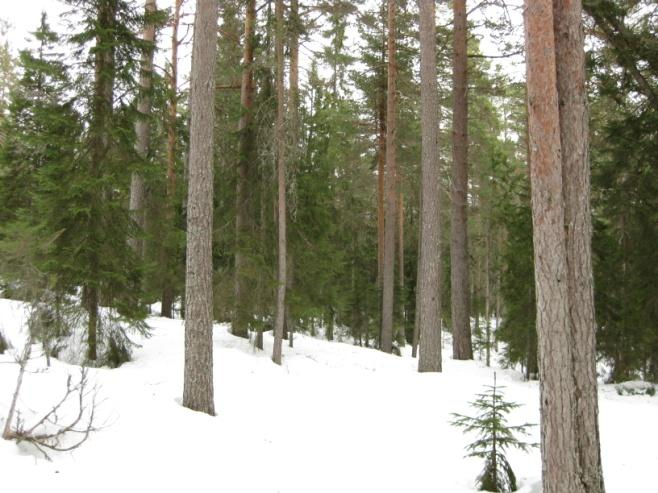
0, 297, 655, 492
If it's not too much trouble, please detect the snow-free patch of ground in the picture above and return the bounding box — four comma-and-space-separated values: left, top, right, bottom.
0, 298, 655, 492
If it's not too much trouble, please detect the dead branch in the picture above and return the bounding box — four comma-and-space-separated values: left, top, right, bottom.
3, 367, 99, 461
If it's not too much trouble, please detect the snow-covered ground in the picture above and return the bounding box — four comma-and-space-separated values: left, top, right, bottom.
0, 298, 655, 492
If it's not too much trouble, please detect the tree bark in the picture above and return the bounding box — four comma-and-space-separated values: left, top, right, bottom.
416, 0, 442, 372
183, 0, 218, 416
553, 1, 605, 491
525, 1, 604, 491
397, 190, 405, 345
129, 0, 157, 258
451, 0, 473, 360
377, 1, 387, 287
272, 0, 287, 366
161, 0, 184, 319
232, 0, 256, 338
380, 0, 397, 355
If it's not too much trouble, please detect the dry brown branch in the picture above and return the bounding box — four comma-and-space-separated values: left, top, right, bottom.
3, 366, 99, 461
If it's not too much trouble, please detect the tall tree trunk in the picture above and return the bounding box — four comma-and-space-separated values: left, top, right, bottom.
525, 1, 604, 491
287, 0, 299, 350
271, 0, 287, 366
416, 0, 441, 372
397, 191, 405, 345
450, 0, 473, 360
553, 1, 605, 491
232, 0, 256, 338
380, 0, 397, 354
86, 0, 118, 362
377, 1, 386, 287
183, 0, 218, 416
484, 229, 491, 367
129, 0, 157, 258
161, 0, 184, 319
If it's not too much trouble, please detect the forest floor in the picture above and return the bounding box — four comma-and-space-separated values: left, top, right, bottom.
0, 297, 655, 492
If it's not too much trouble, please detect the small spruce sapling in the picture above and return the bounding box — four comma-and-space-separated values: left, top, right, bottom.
451, 373, 537, 492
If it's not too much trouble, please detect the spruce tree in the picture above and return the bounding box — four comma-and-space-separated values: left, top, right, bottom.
451, 374, 537, 492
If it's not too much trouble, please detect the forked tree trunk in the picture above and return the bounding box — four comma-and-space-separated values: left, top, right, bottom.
525, 1, 604, 491
183, 0, 218, 416
553, 1, 605, 491
272, 0, 287, 366
416, 0, 441, 372
129, 0, 157, 258
233, 0, 256, 338
451, 0, 473, 360
380, 0, 397, 354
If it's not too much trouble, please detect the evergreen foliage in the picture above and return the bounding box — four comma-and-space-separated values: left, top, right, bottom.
451, 374, 537, 492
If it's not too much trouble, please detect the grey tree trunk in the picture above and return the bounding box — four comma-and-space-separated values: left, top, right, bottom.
416, 0, 442, 373
450, 0, 473, 360
232, 0, 256, 338
380, 0, 397, 354
553, 1, 605, 491
183, 0, 218, 416
271, 0, 287, 366
129, 0, 157, 258
525, 1, 604, 491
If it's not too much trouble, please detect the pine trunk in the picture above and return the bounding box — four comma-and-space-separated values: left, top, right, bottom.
553, 1, 605, 490
380, 0, 397, 354
416, 0, 442, 372
451, 0, 473, 360
183, 0, 218, 416
233, 0, 256, 338
397, 191, 405, 345
377, 1, 386, 287
161, 0, 183, 319
272, 0, 287, 366
525, 1, 596, 490
129, 0, 156, 258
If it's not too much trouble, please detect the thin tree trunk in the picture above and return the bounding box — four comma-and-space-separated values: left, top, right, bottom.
2, 339, 31, 440
380, 0, 397, 354
397, 191, 405, 345
451, 0, 473, 360
161, 0, 184, 319
416, 0, 441, 372
129, 0, 157, 258
485, 230, 491, 367
411, 219, 421, 359
287, 0, 299, 350
232, 0, 256, 338
553, 1, 605, 490
377, 0, 386, 287
271, 0, 287, 366
183, 0, 218, 416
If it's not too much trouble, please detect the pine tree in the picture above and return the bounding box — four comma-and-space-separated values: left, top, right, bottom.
183, 0, 218, 415
416, 0, 442, 373
451, 0, 473, 361
525, 0, 605, 490
272, 0, 287, 365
